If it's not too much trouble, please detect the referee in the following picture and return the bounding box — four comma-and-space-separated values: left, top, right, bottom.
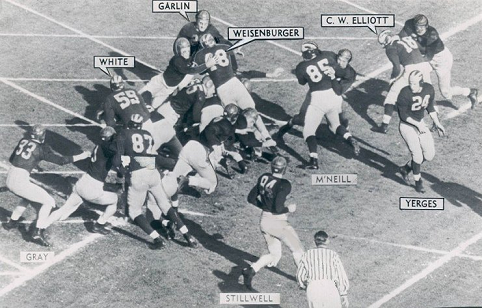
296, 231, 349, 308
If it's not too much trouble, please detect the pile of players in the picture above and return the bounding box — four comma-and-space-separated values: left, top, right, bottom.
2, 11, 479, 252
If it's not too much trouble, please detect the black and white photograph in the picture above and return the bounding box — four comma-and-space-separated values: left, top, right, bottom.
1, 0, 481, 307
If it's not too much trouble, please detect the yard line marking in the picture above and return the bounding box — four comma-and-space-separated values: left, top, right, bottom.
178, 209, 212, 217
1, 219, 91, 224
0, 123, 99, 127
0, 255, 29, 272
336, 0, 405, 26
368, 229, 482, 308
210, 16, 302, 56
335, 233, 482, 261
4, 0, 159, 72
0, 170, 85, 174
0, 77, 298, 83
0, 78, 101, 127
0, 233, 102, 298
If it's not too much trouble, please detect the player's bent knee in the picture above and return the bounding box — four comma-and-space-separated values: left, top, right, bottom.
424, 151, 435, 162
412, 153, 424, 165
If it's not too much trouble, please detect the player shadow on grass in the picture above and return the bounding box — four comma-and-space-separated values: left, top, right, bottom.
423, 173, 482, 215
342, 78, 388, 128
180, 216, 296, 295
108, 51, 159, 82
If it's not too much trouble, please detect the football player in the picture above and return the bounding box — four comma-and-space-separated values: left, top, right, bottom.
178, 10, 230, 55
104, 75, 183, 157
113, 114, 167, 249
374, 29, 433, 133
242, 156, 304, 290
193, 33, 274, 145
44, 127, 119, 234
144, 173, 198, 248
333, 49, 357, 130
3, 125, 91, 246
397, 70, 445, 193
139, 37, 217, 109
399, 14, 478, 109
278, 42, 359, 170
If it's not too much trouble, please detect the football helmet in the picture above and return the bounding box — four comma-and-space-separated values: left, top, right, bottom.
314, 230, 329, 245
100, 126, 116, 142
128, 114, 144, 129
110, 75, 125, 91
223, 104, 240, 124
200, 33, 216, 48
173, 37, 191, 59
196, 10, 210, 22
337, 49, 352, 63
301, 41, 319, 60
202, 75, 215, 97
242, 108, 258, 127
271, 156, 287, 174
408, 70, 424, 92
414, 14, 429, 35
30, 124, 46, 143
377, 29, 393, 47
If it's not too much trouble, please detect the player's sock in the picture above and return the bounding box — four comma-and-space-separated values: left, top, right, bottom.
148, 230, 161, 239
451, 86, 470, 97
404, 160, 412, 173
335, 125, 351, 140
412, 161, 421, 181
166, 207, 186, 231
179, 225, 188, 235
382, 104, 394, 124
134, 215, 157, 237
97, 216, 107, 225
11, 206, 27, 221
306, 136, 317, 154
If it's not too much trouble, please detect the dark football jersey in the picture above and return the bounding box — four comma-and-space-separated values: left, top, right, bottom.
399, 19, 444, 60
178, 22, 226, 54
295, 51, 337, 92
104, 88, 150, 127
200, 117, 235, 148
9, 138, 72, 173
397, 83, 436, 123
116, 128, 156, 172
247, 173, 292, 214
87, 140, 117, 182
193, 44, 236, 87
163, 55, 207, 87
333, 63, 356, 95
169, 82, 206, 118
386, 39, 426, 78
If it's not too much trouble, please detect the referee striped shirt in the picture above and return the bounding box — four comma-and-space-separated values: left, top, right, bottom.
296, 246, 349, 295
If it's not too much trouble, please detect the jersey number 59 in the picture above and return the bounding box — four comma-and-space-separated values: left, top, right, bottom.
114, 90, 140, 109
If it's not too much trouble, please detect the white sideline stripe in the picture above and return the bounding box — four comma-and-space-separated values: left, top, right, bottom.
1, 219, 89, 224
0, 170, 85, 174
336, 234, 482, 261
368, 230, 482, 308
0, 33, 177, 40
0, 233, 102, 298
0, 123, 99, 127
0, 33, 378, 41
4, 0, 159, 73
0, 78, 101, 127
0, 255, 29, 272
336, 0, 405, 27
178, 209, 211, 217
0, 77, 298, 83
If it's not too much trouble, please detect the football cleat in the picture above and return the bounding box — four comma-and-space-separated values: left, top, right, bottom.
348, 137, 360, 156
31, 228, 52, 247
183, 233, 198, 248
2, 218, 20, 231
238, 160, 248, 174
469, 88, 479, 109
242, 267, 256, 290
149, 237, 166, 250
399, 166, 411, 185
415, 180, 426, 193
91, 222, 111, 235
306, 157, 319, 170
